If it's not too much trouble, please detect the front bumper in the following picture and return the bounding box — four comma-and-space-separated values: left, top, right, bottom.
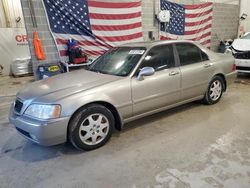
9, 105, 70, 146
235, 59, 250, 73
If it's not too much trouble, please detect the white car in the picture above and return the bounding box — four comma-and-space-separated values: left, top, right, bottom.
231, 32, 250, 73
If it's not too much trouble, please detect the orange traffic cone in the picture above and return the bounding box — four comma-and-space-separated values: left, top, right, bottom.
33, 31, 46, 60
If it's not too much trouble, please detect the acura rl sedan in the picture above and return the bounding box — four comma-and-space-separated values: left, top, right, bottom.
9, 40, 236, 150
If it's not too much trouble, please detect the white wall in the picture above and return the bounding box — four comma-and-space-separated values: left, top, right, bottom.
0, 0, 30, 75
0, 0, 25, 28
240, 0, 250, 32
0, 28, 30, 75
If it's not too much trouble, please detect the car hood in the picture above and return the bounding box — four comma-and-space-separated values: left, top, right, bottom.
232, 39, 250, 51
17, 70, 121, 102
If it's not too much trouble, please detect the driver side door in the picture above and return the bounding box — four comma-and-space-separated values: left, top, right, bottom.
131, 44, 181, 116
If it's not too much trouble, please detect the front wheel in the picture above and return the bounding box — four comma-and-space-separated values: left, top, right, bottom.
203, 76, 224, 105
68, 104, 115, 151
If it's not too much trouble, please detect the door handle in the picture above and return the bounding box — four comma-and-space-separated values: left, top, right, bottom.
204, 63, 212, 68
169, 71, 179, 76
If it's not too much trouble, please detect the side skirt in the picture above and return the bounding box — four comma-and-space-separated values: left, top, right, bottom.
122, 95, 204, 125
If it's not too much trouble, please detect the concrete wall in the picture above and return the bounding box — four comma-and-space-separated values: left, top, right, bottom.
21, 0, 239, 73
240, 0, 250, 33
210, 3, 239, 50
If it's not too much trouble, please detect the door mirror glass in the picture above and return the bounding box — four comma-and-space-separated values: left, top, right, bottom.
137, 67, 155, 81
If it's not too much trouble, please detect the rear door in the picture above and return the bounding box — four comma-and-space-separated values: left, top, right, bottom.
175, 43, 215, 100
131, 44, 181, 116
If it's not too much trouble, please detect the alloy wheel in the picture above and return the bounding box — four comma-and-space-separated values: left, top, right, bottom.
209, 80, 222, 101
79, 113, 110, 146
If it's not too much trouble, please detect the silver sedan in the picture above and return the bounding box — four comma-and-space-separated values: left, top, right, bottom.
9, 40, 236, 150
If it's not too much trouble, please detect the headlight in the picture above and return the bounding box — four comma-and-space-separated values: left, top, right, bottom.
24, 104, 61, 120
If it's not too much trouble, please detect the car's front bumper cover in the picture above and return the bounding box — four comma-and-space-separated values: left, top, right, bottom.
9, 104, 70, 146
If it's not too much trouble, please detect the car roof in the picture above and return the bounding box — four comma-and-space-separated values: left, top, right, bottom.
120, 40, 198, 49
119, 39, 217, 60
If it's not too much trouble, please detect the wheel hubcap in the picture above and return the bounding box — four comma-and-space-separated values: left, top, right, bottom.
79, 113, 109, 146
209, 80, 222, 101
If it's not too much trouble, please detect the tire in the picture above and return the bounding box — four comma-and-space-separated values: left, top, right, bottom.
68, 104, 115, 151
203, 76, 224, 105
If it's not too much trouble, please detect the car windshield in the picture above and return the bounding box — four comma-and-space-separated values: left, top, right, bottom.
241, 32, 250, 39
88, 47, 146, 76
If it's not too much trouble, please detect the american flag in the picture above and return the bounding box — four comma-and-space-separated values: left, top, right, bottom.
160, 0, 213, 48
43, 0, 143, 62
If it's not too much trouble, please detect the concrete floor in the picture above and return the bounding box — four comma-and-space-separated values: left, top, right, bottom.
1, 74, 250, 188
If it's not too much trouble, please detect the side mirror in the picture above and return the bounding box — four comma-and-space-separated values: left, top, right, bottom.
137, 67, 155, 81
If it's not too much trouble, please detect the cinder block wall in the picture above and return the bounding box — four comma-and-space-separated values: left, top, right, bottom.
21, 0, 60, 75
210, 3, 239, 51
21, 0, 239, 74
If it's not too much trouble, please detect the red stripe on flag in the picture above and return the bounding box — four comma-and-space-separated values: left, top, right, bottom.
184, 24, 212, 35
185, 3, 213, 10
88, 1, 141, 8
84, 50, 106, 56
97, 32, 143, 42
89, 12, 141, 20
201, 39, 211, 46
160, 36, 211, 47
56, 39, 67, 45
186, 9, 213, 18
185, 16, 212, 27
160, 36, 172, 40
60, 49, 105, 57
56, 39, 112, 49
78, 41, 112, 49
91, 22, 142, 31
59, 50, 67, 56
160, 32, 211, 41
193, 32, 211, 41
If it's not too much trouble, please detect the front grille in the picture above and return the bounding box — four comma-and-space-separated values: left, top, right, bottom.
14, 99, 23, 113
236, 66, 250, 71
233, 52, 250, 59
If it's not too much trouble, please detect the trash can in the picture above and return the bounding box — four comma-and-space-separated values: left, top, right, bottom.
37, 63, 62, 80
